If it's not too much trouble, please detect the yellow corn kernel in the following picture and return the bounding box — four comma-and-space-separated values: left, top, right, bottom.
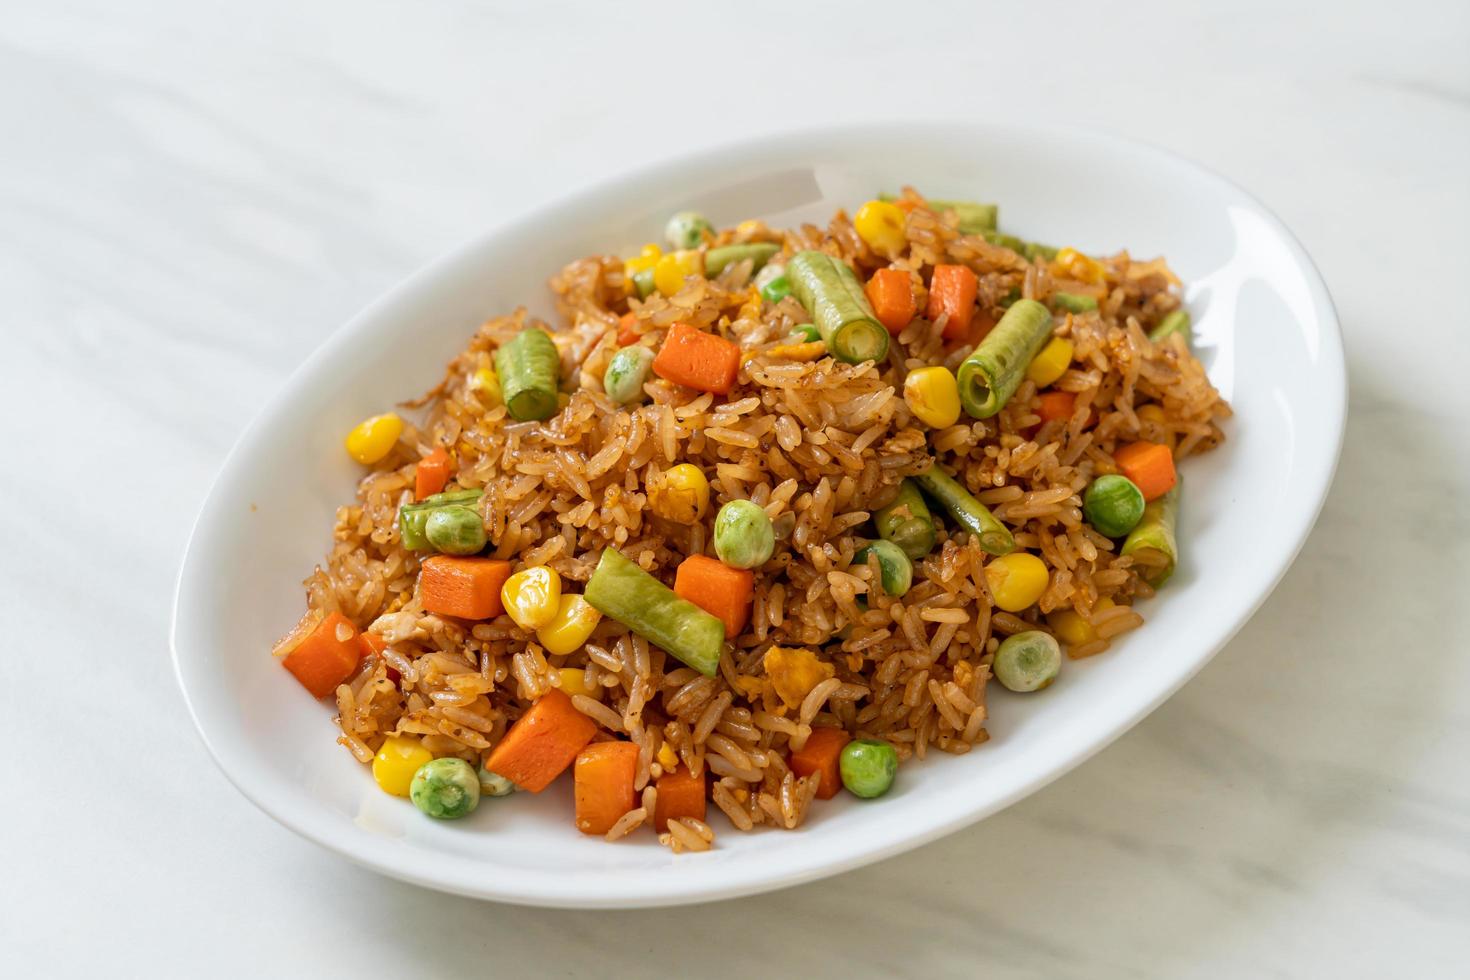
650, 463, 710, 522
735, 219, 766, 239
1054, 247, 1107, 285
656, 742, 679, 770
372, 736, 433, 797
903, 366, 962, 428
1046, 597, 1114, 647
1026, 337, 1074, 389
538, 595, 603, 657
654, 250, 702, 297
853, 200, 908, 255
623, 244, 662, 278
344, 412, 404, 465
556, 665, 596, 699
985, 552, 1051, 612
500, 566, 562, 631
470, 366, 502, 406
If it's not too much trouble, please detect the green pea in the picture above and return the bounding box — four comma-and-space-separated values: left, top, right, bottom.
839, 739, 898, 799
603, 345, 654, 405
410, 758, 480, 819
755, 262, 792, 304
713, 499, 775, 569
787, 322, 821, 344
993, 630, 1061, 693
665, 210, 711, 250
1083, 474, 1146, 537
425, 505, 486, 555
477, 767, 517, 798
852, 540, 913, 597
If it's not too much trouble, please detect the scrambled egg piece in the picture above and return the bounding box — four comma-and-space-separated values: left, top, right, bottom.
763, 646, 835, 709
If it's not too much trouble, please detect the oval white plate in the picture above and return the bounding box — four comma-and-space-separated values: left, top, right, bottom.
172, 123, 1344, 908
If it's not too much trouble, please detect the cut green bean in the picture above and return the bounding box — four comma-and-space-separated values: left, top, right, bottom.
980, 229, 1057, 261
425, 505, 487, 555
878, 194, 998, 235
930, 200, 999, 234
1051, 291, 1098, 314
956, 299, 1054, 419
787, 322, 821, 344
603, 345, 654, 405
914, 465, 1015, 556
493, 327, 560, 422
704, 242, 780, 277
853, 540, 913, 597
399, 489, 483, 551
873, 479, 935, 560
1121, 486, 1179, 586
786, 250, 890, 364
1149, 309, 1192, 346
993, 631, 1062, 692
583, 548, 725, 677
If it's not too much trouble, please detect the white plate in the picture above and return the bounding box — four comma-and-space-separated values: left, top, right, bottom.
172, 123, 1345, 908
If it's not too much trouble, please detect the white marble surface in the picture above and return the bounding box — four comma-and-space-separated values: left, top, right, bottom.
4, 1, 1468, 976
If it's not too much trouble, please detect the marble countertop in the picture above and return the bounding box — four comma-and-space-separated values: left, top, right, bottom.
4, 1, 1467, 976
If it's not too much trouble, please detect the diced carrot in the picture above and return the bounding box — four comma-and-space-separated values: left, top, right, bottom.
1113, 441, 1177, 501
1036, 391, 1077, 423
789, 726, 851, 800
673, 554, 753, 640
617, 311, 640, 347
414, 446, 451, 500
420, 556, 513, 620
357, 631, 387, 659
865, 267, 916, 334
965, 306, 997, 346
486, 688, 598, 793
574, 740, 640, 835
652, 322, 742, 395
927, 264, 979, 341
653, 766, 707, 832
282, 612, 360, 699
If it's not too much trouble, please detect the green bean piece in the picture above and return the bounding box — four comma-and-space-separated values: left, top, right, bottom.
853, 540, 913, 597
410, 758, 481, 819
493, 327, 560, 422
873, 479, 936, 560
993, 630, 1062, 692
930, 200, 999, 234
704, 242, 780, 278
424, 506, 487, 555
713, 499, 775, 569
603, 345, 654, 405
1051, 291, 1098, 314
1121, 486, 1179, 586
584, 548, 725, 677
1083, 474, 1146, 537
398, 489, 483, 551
839, 739, 898, 798
631, 266, 655, 299
878, 194, 998, 235
914, 465, 1015, 556
477, 767, 517, 797
786, 250, 890, 365
1149, 309, 1192, 346
665, 210, 711, 250
1024, 241, 1059, 262
956, 299, 1054, 419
